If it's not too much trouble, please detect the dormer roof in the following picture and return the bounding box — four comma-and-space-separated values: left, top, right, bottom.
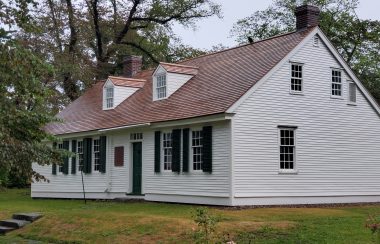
108, 76, 145, 88
159, 62, 198, 76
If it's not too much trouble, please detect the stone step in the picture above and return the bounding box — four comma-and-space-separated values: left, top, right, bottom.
0, 226, 15, 235
12, 213, 43, 222
0, 219, 30, 229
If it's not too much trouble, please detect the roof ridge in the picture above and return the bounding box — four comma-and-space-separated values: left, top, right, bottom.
176, 28, 314, 64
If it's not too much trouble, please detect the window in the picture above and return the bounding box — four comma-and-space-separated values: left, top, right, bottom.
331, 69, 342, 97
156, 74, 166, 99
93, 139, 100, 171
106, 87, 114, 108
313, 35, 319, 47
279, 127, 296, 171
162, 132, 172, 170
290, 64, 303, 93
348, 81, 356, 104
192, 130, 203, 171
77, 141, 84, 171
58, 143, 63, 172
130, 133, 143, 141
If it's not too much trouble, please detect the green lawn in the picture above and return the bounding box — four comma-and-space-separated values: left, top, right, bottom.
0, 189, 379, 243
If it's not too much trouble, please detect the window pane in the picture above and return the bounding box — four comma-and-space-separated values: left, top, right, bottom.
291, 64, 303, 92
192, 130, 203, 171
279, 128, 295, 170
163, 132, 172, 170
331, 70, 342, 96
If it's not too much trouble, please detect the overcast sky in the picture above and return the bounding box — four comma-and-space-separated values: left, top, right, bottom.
172, 0, 380, 50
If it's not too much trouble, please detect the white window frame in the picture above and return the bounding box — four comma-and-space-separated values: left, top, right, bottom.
77, 140, 84, 172
191, 129, 203, 171
347, 81, 357, 105
155, 74, 167, 100
162, 132, 172, 171
93, 138, 100, 172
278, 127, 297, 174
105, 87, 114, 108
331, 68, 343, 98
290, 63, 304, 94
58, 142, 64, 173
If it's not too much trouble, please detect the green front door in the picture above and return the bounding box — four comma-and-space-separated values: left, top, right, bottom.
132, 142, 142, 194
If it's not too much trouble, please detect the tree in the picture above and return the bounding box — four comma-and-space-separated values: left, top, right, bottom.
0, 0, 64, 187
230, 0, 380, 101
14, 0, 221, 107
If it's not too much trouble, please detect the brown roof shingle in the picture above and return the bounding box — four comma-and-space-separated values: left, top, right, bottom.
159, 62, 199, 75
108, 76, 145, 88
45, 28, 314, 135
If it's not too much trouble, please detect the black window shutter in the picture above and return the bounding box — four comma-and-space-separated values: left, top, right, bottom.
52, 142, 57, 175
172, 129, 181, 173
83, 138, 92, 174
202, 126, 213, 173
71, 140, 77, 174
99, 136, 107, 173
154, 131, 161, 173
182, 128, 190, 172
62, 141, 70, 174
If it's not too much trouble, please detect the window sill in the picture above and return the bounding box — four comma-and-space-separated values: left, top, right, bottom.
289, 91, 304, 95
330, 95, 343, 100
278, 170, 298, 175
153, 97, 168, 101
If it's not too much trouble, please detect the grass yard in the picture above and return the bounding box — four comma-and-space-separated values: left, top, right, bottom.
0, 189, 380, 243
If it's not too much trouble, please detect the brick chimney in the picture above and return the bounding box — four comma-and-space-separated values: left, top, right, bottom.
295, 5, 320, 31
123, 55, 142, 77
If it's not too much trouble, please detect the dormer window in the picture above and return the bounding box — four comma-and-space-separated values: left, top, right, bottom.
152, 62, 198, 101
106, 87, 114, 108
156, 74, 167, 99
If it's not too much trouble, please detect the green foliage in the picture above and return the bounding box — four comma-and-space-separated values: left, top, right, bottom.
366, 214, 380, 243
192, 207, 221, 244
11, 0, 221, 107
0, 40, 64, 183
230, 0, 380, 101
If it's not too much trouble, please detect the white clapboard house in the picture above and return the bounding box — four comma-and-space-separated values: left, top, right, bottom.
32, 5, 380, 206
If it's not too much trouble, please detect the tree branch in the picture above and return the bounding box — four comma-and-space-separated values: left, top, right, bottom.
88, 0, 103, 61
46, 0, 63, 53
114, 0, 141, 44
65, 0, 77, 53
120, 41, 158, 63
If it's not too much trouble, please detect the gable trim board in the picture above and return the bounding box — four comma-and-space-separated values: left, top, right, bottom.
227, 27, 380, 116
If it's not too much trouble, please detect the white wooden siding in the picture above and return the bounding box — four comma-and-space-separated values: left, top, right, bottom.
102, 79, 139, 110
32, 121, 231, 201
232, 35, 380, 201
144, 121, 231, 197
114, 86, 139, 107
166, 72, 193, 98
152, 65, 193, 101
32, 131, 130, 195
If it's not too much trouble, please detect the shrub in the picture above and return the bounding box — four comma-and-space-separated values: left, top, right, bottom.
365, 214, 380, 243
192, 207, 221, 244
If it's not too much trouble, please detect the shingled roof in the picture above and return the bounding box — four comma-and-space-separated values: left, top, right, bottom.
108, 76, 145, 88
45, 28, 314, 135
